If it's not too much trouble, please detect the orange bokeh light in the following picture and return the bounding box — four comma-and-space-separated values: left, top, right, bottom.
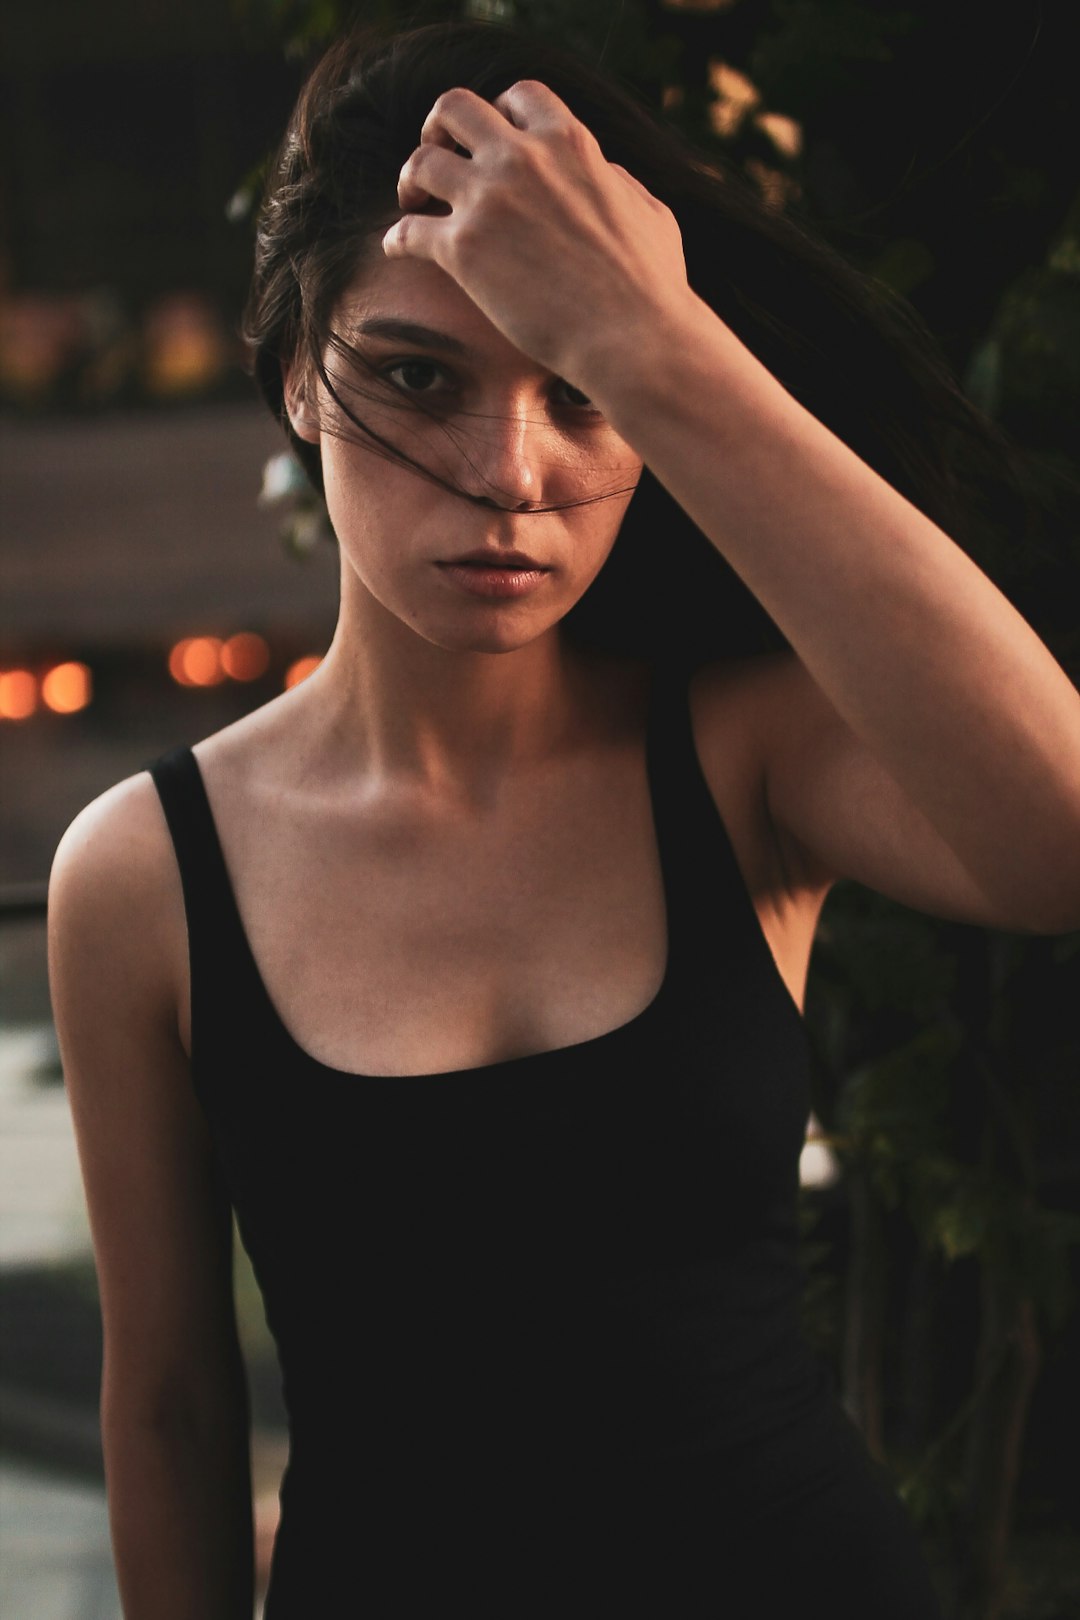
42, 661, 92, 714
0, 669, 37, 720
168, 638, 195, 685
284, 655, 322, 690
169, 636, 226, 687
222, 632, 270, 682
183, 637, 226, 686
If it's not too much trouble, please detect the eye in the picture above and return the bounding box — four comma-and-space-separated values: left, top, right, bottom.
379, 357, 600, 415
555, 379, 597, 411
381, 359, 452, 396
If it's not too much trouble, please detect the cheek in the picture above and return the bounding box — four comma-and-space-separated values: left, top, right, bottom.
321, 441, 415, 535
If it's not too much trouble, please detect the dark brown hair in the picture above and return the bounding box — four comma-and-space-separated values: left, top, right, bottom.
243, 15, 1045, 669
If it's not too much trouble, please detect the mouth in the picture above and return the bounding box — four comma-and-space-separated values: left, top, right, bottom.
439, 549, 549, 570
434, 551, 553, 599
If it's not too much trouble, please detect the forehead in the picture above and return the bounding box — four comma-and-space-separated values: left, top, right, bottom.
336, 253, 543, 369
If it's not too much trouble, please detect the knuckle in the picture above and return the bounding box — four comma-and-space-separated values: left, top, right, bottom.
419, 91, 462, 144
550, 119, 595, 162
433, 86, 469, 117
449, 212, 495, 272
451, 209, 484, 255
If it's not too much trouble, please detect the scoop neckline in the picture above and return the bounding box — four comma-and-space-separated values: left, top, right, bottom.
277, 939, 673, 1085
186, 664, 677, 1086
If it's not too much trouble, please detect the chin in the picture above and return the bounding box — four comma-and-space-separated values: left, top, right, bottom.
436, 624, 550, 657
410, 606, 559, 658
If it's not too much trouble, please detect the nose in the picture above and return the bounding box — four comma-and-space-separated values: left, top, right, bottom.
458, 398, 542, 511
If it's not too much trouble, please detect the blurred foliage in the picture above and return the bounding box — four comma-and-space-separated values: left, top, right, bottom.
811, 892, 1080, 1312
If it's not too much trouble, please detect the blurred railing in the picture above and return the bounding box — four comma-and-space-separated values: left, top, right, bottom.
0, 882, 48, 922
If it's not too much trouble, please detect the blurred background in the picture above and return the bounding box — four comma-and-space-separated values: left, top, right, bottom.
1, 2, 1078, 1617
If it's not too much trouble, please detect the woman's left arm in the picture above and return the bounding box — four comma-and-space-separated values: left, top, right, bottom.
587, 297, 1080, 935
386, 79, 1080, 934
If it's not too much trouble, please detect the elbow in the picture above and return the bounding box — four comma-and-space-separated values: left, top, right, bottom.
1009, 809, 1080, 935
1015, 902, 1080, 937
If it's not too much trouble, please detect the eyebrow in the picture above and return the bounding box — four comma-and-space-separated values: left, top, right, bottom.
351, 318, 471, 357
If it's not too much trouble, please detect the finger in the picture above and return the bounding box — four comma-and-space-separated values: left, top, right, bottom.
381, 210, 443, 265
397, 144, 471, 213
420, 131, 475, 162
418, 122, 473, 166
418, 122, 456, 150
419, 86, 514, 156
491, 79, 573, 132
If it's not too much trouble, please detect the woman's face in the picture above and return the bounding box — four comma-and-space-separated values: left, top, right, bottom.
287, 251, 645, 656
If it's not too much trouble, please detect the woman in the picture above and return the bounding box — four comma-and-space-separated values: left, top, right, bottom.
48, 17, 1080, 1618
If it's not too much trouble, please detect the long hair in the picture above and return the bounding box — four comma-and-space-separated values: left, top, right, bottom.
242, 16, 1051, 670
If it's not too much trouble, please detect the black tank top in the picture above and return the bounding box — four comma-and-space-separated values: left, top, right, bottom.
147, 662, 942, 1619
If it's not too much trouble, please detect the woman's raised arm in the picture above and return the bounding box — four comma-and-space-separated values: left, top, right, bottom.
47, 776, 255, 1619
382, 77, 1080, 936
589, 300, 1080, 935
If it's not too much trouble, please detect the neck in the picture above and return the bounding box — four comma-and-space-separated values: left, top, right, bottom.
286, 575, 605, 808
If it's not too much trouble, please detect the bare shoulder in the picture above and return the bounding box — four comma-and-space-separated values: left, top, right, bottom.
52, 766, 176, 879
48, 769, 186, 1013
48, 767, 192, 1117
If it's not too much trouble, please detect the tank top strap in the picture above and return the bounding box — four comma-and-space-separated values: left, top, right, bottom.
644, 659, 761, 975
145, 745, 262, 1067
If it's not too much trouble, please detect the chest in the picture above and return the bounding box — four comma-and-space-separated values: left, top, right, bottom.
179, 694, 814, 1077
205, 746, 672, 1077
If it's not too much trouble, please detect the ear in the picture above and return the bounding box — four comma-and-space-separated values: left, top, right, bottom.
282, 358, 321, 446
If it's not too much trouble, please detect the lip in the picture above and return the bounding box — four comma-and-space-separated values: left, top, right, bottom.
435, 560, 551, 600
442, 548, 548, 569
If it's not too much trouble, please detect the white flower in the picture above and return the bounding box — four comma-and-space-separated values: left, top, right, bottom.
258, 451, 308, 506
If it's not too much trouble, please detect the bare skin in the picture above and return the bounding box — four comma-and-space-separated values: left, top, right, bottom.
76, 637, 820, 1093
174, 651, 823, 1077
